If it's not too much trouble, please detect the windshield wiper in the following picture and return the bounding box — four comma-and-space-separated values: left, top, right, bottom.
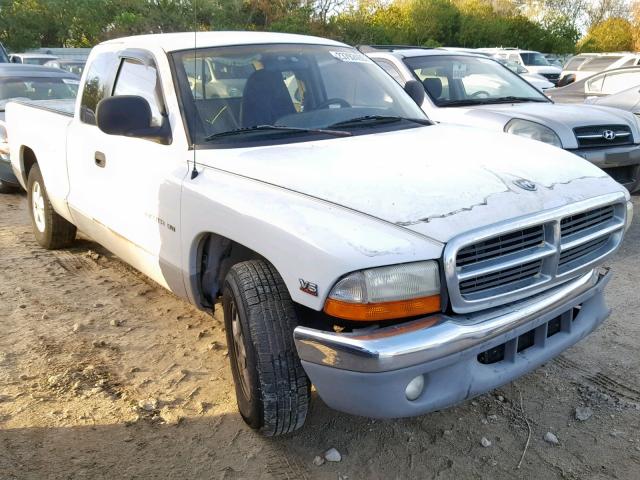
204, 124, 352, 142
486, 96, 549, 104
328, 115, 432, 129
440, 96, 547, 107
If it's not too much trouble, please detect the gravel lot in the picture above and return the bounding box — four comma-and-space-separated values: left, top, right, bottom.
1, 191, 639, 480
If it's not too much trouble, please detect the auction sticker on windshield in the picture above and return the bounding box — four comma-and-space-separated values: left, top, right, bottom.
452, 62, 468, 79
330, 51, 372, 63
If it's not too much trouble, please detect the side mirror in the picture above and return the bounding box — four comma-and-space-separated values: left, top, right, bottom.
96, 95, 170, 144
404, 80, 425, 106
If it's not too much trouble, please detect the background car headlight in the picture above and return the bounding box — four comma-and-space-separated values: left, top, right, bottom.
505, 118, 562, 148
324, 261, 441, 321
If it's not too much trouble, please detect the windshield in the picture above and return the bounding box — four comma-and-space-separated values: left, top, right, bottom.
520, 52, 549, 66
404, 55, 548, 107
171, 44, 427, 146
23, 57, 54, 65
0, 77, 78, 111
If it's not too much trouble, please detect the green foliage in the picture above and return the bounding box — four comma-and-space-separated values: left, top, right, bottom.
0, 0, 590, 54
578, 17, 634, 52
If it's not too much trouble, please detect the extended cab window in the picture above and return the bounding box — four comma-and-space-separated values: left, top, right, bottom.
80, 52, 118, 125
113, 59, 164, 127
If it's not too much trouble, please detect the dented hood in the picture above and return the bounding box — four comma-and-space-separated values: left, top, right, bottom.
198, 124, 626, 244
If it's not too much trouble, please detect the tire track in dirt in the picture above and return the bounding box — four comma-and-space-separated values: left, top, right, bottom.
554, 355, 640, 404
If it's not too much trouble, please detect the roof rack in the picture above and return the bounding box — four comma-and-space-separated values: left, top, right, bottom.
356, 45, 431, 53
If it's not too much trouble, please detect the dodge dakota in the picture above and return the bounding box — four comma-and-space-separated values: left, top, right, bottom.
6, 32, 633, 436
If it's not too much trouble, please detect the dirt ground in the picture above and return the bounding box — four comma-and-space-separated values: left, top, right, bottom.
1, 191, 639, 480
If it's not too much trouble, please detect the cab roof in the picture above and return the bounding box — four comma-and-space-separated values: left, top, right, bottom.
100, 31, 347, 52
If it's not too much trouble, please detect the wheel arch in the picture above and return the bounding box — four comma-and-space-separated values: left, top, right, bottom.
191, 231, 266, 309
19, 145, 38, 187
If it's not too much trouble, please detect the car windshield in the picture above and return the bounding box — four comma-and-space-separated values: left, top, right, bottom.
520, 52, 550, 66
404, 55, 548, 107
0, 77, 79, 111
172, 44, 427, 145
23, 57, 54, 65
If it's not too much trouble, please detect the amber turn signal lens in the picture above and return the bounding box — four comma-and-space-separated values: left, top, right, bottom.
324, 295, 441, 322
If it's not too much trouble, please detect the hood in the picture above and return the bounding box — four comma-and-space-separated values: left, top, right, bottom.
525, 65, 562, 74
521, 74, 553, 90
196, 124, 625, 244
430, 102, 640, 149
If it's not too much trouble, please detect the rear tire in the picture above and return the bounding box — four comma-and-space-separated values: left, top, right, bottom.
27, 164, 76, 249
222, 260, 310, 436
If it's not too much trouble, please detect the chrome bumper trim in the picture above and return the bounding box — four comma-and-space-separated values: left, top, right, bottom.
294, 269, 606, 373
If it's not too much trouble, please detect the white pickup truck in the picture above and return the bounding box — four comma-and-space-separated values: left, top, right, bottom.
6, 32, 634, 436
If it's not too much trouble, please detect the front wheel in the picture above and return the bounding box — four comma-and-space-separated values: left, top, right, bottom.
27, 164, 76, 249
222, 260, 310, 436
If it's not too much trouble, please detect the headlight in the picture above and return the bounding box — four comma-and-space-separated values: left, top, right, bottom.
505, 118, 562, 148
324, 261, 441, 321
626, 201, 634, 232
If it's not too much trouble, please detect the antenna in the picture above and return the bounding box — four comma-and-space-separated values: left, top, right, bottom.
190, 0, 199, 180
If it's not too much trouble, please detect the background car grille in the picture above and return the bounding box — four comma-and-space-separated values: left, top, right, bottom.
447, 199, 626, 312
540, 72, 560, 82
574, 125, 633, 148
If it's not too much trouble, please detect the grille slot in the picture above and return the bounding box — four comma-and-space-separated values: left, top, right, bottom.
456, 226, 544, 267
560, 205, 615, 237
559, 237, 609, 267
574, 125, 632, 148
460, 260, 542, 296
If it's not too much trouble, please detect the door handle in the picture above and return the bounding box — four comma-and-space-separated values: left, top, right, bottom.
95, 152, 106, 168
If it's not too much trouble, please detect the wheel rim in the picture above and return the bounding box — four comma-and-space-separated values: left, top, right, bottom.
32, 181, 46, 233
230, 299, 251, 400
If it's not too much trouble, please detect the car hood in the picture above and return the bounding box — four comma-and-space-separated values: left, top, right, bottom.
525, 65, 562, 74
197, 124, 625, 244
430, 102, 639, 149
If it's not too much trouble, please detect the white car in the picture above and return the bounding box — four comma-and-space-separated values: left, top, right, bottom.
478, 48, 562, 85
496, 59, 553, 91
366, 47, 640, 192
9, 53, 59, 65
6, 32, 633, 436
561, 53, 640, 86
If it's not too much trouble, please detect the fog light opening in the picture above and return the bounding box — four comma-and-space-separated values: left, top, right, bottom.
405, 375, 425, 401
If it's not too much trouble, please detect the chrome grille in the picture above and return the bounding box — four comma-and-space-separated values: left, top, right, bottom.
574, 125, 632, 148
444, 194, 627, 313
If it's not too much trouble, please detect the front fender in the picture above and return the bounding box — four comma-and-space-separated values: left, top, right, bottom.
180, 165, 443, 311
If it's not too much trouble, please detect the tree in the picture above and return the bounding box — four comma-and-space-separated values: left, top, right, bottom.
578, 17, 634, 52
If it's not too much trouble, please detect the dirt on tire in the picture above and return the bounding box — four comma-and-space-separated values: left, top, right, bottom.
1, 191, 639, 480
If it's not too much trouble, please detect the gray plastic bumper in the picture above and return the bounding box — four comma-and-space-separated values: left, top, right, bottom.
294, 269, 610, 418
570, 144, 640, 192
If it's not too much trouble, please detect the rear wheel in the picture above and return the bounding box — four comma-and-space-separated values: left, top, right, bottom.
27, 164, 76, 249
222, 260, 310, 436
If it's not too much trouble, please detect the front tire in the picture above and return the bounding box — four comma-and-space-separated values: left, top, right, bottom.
27, 164, 76, 249
222, 260, 310, 436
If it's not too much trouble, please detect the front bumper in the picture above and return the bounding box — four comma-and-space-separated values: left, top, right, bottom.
294, 269, 610, 418
569, 144, 640, 193
0, 155, 19, 187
